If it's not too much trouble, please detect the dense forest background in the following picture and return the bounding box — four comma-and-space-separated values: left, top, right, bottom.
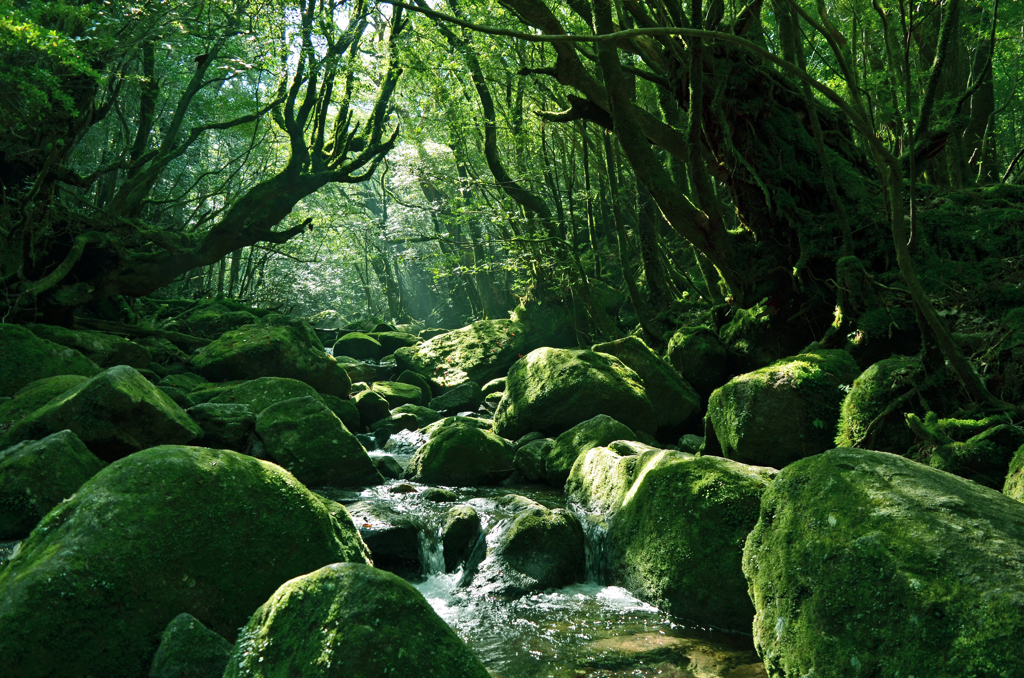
2, 0, 1022, 381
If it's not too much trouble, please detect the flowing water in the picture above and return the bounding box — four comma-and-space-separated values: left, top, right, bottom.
345, 481, 766, 678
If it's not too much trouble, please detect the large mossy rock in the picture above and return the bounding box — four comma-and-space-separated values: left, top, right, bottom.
593, 336, 700, 435
664, 326, 731, 402
545, 414, 636, 487
1003, 445, 1024, 502
27, 324, 152, 369
493, 347, 656, 441
255, 396, 382, 488
371, 380, 425, 408
407, 422, 513, 486
170, 299, 258, 339
224, 563, 490, 678
744, 448, 1024, 677
209, 376, 322, 415
191, 314, 351, 398
0, 446, 370, 678
186, 403, 255, 451
0, 375, 87, 431
0, 324, 101, 398
567, 447, 776, 631
370, 330, 420, 355
486, 505, 585, 597
333, 332, 384, 361
0, 365, 203, 461
353, 389, 390, 427
395, 319, 530, 387
707, 349, 860, 468
149, 613, 232, 678
835, 354, 929, 454
442, 504, 483, 573
428, 380, 483, 414
0, 430, 106, 539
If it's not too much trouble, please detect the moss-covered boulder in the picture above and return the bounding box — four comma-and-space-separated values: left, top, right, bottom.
171, 300, 258, 339
0, 446, 369, 678
419, 327, 448, 341
664, 326, 731, 402
397, 369, 434, 400
1004, 445, 1024, 502
255, 396, 381, 488
0, 375, 87, 432
320, 394, 360, 431
707, 349, 860, 468
353, 389, 390, 427
512, 437, 553, 482
468, 497, 585, 597
224, 563, 490, 678
345, 499, 421, 575
744, 448, 1024, 677
391, 404, 442, 428
206, 376, 318, 415
0, 365, 203, 461
370, 330, 420, 355
442, 504, 483, 573
593, 336, 701, 436
428, 380, 483, 414
0, 324, 101, 398
601, 451, 774, 631
395, 319, 530, 387
371, 380, 424, 408
149, 613, 232, 678
565, 446, 638, 516
488, 505, 585, 596
191, 314, 350, 398
333, 332, 383, 361
720, 301, 812, 373
407, 422, 514, 486
158, 371, 208, 392
835, 354, 932, 454
545, 414, 636, 487
482, 377, 506, 395
0, 430, 106, 539
369, 412, 419, 438
27, 324, 151, 369
494, 348, 656, 441
567, 445, 775, 629
185, 403, 255, 451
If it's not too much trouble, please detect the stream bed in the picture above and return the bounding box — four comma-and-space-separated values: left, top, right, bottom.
335, 470, 767, 678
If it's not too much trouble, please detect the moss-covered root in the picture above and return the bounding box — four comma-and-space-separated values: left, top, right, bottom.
744, 447, 1024, 677
224, 563, 491, 678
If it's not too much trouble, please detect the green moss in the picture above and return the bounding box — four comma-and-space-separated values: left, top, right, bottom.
395, 319, 529, 388
546, 415, 636, 487
744, 448, 1024, 677
609, 453, 776, 631
407, 423, 513, 486
0, 430, 106, 539
0, 375, 87, 433
0, 365, 203, 461
494, 507, 585, 592
1003, 446, 1024, 503
0, 325, 101, 398
210, 376, 323, 415
0, 446, 369, 678
224, 563, 490, 678
836, 355, 926, 453
192, 318, 350, 398
333, 332, 383, 361
708, 349, 860, 467
493, 348, 656, 441
371, 381, 424, 408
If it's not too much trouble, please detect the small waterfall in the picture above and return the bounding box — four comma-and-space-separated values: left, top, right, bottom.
576, 510, 611, 585
418, 526, 446, 576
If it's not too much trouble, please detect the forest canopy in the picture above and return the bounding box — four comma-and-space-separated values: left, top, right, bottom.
1, 0, 1022, 372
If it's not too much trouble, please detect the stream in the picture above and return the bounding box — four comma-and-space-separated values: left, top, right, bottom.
334, 433, 767, 678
